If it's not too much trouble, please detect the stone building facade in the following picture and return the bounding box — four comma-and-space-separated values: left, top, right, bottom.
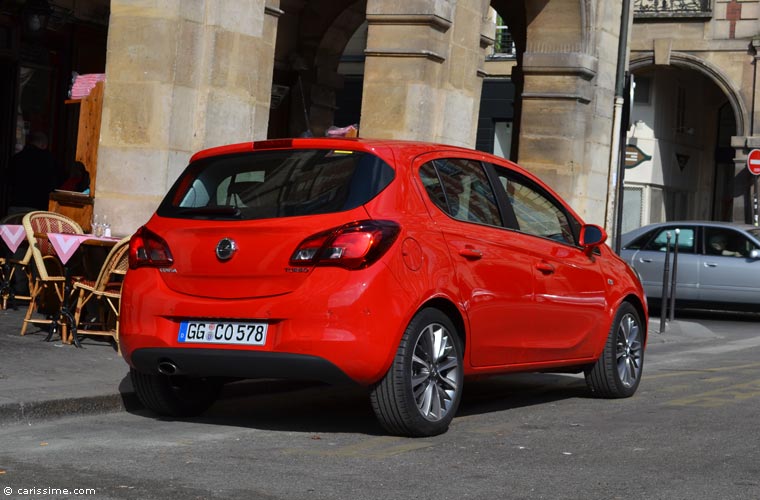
626, 0, 760, 230
93, 0, 628, 236
4, 1, 758, 237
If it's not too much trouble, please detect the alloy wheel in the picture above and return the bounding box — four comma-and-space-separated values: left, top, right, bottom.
411, 322, 460, 421
616, 312, 643, 388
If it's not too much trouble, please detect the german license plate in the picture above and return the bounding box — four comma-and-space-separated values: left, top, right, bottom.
178, 321, 267, 346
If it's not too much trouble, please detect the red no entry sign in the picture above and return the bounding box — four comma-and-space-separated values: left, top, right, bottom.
748, 149, 760, 175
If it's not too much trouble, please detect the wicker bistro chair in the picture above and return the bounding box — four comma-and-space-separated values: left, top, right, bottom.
0, 246, 31, 310
0, 213, 33, 310
20, 211, 84, 338
71, 237, 130, 349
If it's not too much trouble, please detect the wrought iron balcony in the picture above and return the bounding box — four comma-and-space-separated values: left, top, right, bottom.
634, 0, 712, 19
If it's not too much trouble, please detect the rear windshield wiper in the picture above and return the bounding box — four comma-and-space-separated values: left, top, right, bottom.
175, 206, 242, 218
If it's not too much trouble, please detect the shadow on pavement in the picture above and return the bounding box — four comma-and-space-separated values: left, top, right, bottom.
124, 372, 591, 436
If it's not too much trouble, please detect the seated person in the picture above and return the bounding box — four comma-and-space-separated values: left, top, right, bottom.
708, 234, 742, 257
59, 161, 91, 193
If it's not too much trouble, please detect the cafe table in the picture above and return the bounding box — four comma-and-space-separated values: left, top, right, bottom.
0, 224, 26, 309
43, 232, 120, 347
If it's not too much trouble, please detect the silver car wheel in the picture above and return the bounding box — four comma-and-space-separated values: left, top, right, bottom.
585, 302, 645, 398
616, 312, 643, 388
411, 322, 460, 421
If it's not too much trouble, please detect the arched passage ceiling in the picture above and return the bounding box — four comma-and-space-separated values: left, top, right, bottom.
276, 0, 367, 71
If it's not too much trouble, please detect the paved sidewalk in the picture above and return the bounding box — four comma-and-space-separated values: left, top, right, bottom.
0, 305, 136, 426
0, 299, 721, 426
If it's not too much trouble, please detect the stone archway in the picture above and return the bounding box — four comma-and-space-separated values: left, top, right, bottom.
630, 53, 748, 136
629, 53, 750, 223
309, 1, 368, 135
269, 0, 366, 138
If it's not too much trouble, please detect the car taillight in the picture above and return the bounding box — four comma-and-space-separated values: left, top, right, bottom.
290, 220, 400, 270
129, 226, 174, 269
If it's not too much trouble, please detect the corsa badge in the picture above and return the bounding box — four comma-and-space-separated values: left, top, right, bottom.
216, 238, 237, 261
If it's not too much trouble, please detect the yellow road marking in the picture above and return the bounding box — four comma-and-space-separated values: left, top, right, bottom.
666, 378, 760, 408
646, 362, 760, 380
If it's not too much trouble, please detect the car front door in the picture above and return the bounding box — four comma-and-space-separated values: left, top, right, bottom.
490, 165, 607, 364
699, 227, 760, 305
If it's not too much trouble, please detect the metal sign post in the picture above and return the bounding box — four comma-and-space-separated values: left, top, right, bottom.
748, 149, 760, 226
659, 232, 672, 333
668, 229, 680, 323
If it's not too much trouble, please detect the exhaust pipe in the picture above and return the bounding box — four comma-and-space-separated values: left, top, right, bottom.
157, 360, 178, 376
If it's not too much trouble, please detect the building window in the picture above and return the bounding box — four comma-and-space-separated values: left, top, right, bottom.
491, 15, 515, 58
650, 186, 664, 223
676, 86, 687, 134
633, 76, 651, 105
494, 121, 512, 159
633, 0, 712, 19
622, 186, 644, 234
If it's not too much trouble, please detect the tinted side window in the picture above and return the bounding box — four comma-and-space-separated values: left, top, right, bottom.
419, 162, 449, 213
623, 229, 658, 250
419, 159, 502, 227
642, 227, 695, 254
493, 168, 578, 245
704, 227, 756, 257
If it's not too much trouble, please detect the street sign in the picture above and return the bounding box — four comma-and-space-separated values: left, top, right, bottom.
624, 144, 652, 169
747, 149, 760, 175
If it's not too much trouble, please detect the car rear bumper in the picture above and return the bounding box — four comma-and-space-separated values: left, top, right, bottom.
120, 263, 416, 385
130, 347, 356, 385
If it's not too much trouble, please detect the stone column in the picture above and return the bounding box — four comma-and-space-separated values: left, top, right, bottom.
97, 1, 281, 235
360, 0, 488, 147
516, 0, 622, 226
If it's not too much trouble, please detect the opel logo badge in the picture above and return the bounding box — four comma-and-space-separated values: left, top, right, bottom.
216, 238, 237, 261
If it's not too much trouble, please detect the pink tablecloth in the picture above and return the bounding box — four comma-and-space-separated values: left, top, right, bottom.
0, 224, 25, 253
46, 233, 120, 265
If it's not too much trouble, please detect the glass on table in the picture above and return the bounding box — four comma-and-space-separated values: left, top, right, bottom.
91, 214, 103, 237
102, 214, 111, 237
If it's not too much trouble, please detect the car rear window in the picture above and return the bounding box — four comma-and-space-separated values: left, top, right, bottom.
158, 149, 395, 220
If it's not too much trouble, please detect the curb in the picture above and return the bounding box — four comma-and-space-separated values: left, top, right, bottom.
0, 380, 329, 427
0, 391, 139, 427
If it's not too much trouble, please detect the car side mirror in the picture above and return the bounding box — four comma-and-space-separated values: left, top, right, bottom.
751, 249, 760, 260
579, 224, 607, 248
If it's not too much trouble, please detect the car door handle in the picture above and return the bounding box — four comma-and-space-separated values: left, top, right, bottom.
459, 247, 483, 260
638, 258, 653, 263
704, 262, 718, 268
536, 261, 555, 274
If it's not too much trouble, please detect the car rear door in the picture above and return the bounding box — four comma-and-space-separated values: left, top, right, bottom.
623, 225, 700, 301
415, 154, 535, 367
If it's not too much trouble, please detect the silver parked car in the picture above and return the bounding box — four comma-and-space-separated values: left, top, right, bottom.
620, 221, 760, 310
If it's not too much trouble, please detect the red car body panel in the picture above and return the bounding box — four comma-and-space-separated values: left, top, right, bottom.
120, 138, 647, 387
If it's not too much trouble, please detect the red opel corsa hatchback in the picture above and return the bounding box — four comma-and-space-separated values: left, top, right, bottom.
121, 138, 647, 437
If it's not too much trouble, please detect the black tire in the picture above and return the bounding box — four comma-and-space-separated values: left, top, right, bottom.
130, 368, 222, 417
585, 302, 645, 398
370, 308, 463, 437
